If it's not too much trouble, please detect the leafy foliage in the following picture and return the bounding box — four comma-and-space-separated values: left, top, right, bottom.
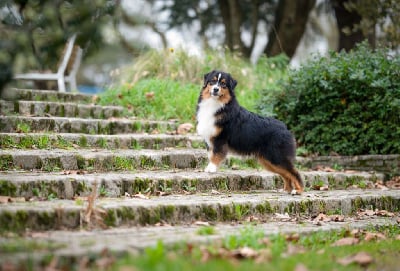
272, 42, 400, 155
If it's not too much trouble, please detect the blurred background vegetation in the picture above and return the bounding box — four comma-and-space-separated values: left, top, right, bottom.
0, 0, 399, 155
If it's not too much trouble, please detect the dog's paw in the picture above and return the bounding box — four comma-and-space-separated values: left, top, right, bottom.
205, 163, 217, 173
290, 189, 302, 196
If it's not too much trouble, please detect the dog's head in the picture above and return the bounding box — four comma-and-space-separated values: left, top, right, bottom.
201, 70, 237, 104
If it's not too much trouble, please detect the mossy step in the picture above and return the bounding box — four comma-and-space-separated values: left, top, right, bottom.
0, 116, 178, 134
1, 88, 93, 103
0, 170, 383, 199
0, 217, 396, 265
0, 133, 204, 150
0, 189, 399, 232
0, 100, 124, 119
0, 148, 208, 171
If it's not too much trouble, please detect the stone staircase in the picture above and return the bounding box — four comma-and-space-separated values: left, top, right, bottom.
0, 89, 399, 264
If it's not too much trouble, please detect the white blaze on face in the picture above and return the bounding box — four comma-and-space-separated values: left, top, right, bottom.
210, 73, 222, 96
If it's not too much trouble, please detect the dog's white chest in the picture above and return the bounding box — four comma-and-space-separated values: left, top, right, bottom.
196, 98, 223, 146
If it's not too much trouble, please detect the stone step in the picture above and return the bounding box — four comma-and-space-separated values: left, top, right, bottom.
0, 217, 397, 265
0, 189, 399, 232
0, 170, 382, 199
0, 116, 178, 134
0, 132, 204, 150
0, 100, 124, 119
1, 88, 94, 103
0, 148, 208, 171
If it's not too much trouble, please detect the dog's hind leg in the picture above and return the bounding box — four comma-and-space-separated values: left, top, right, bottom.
258, 158, 304, 195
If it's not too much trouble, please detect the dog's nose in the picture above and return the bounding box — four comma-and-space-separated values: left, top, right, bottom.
212, 87, 219, 94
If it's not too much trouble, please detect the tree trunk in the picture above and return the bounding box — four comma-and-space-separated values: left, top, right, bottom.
332, 0, 365, 51
264, 0, 316, 58
218, 0, 250, 57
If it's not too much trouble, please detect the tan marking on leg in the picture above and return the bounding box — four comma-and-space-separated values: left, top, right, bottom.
258, 158, 303, 194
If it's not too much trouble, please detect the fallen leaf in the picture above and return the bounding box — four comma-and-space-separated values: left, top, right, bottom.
156, 191, 171, 196
313, 213, 331, 222
194, 221, 210, 226
133, 193, 149, 199
0, 196, 10, 204
210, 189, 221, 195
330, 214, 345, 222
337, 252, 373, 266
145, 91, 155, 100
275, 213, 291, 220
177, 123, 194, 135
294, 263, 309, 271
332, 237, 359, 247
285, 233, 300, 242
231, 247, 258, 259
364, 232, 386, 242
375, 210, 395, 217
319, 186, 329, 191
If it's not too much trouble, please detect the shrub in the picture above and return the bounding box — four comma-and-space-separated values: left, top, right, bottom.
272, 42, 400, 155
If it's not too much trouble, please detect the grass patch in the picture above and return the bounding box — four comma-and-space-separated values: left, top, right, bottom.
111, 225, 400, 271
101, 49, 288, 124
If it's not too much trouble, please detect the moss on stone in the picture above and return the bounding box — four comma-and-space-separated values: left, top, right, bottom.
104, 209, 117, 227
0, 154, 13, 170
0, 180, 17, 197
201, 205, 218, 221
161, 205, 175, 220
78, 135, 88, 147
221, 205, 234, 221
37, 211, 56, 230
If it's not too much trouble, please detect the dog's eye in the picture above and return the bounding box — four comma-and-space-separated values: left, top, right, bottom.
220, 82, 227, 88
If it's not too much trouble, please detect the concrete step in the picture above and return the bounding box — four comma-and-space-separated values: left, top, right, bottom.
0, 116, 178, 134
1, 88, 94, 103
0, 170, 383, 199
0, 100, 124, 119
0, 217, 397, 264
0, 189, 399, 232
0, 132, 204, 150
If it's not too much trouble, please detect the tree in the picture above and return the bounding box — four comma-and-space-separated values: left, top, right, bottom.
0, 0, 119, 91
332, 0, 400, 51
264, 0, 316, 57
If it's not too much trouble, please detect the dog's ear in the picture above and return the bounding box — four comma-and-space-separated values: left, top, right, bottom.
229, 77, 237, 90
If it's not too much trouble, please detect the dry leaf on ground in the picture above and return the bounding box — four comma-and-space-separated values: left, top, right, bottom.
337, 252, 373, 266
364, 232, 386, 242
133, 193, 150, 199
294, 263, 309, 271
331, 237, 359, 247
177, 123, 194, 135
194, 221, 210, 226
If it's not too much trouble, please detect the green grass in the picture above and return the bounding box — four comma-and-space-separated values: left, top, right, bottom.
111, 225, 400, 271
101, 49, 288, 124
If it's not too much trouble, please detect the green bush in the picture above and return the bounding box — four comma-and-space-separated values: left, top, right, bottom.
272, 42, 400, 155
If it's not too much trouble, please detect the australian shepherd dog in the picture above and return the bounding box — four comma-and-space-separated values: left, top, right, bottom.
196, 70, 304, 195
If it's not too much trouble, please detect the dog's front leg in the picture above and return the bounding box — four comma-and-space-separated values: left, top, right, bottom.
204, 143, 228, 173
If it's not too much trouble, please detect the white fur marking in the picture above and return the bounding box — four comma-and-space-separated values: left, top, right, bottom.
205, 163, 218, 173
217, 73, 221, 82
196, 98, 224, 147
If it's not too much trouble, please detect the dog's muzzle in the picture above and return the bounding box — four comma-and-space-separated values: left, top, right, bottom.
211, 86, 220, 96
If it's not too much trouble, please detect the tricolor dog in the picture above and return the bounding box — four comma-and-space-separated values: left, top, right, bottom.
196, 70, 304, 195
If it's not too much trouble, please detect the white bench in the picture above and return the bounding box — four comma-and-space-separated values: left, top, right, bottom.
14, 34, 82, 92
